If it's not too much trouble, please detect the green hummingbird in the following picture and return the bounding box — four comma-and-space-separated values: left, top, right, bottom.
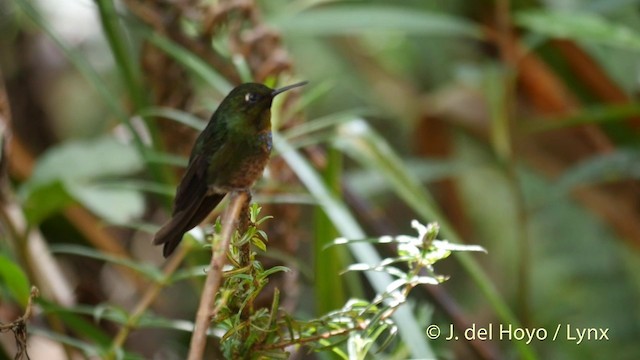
154, 81, 307, 257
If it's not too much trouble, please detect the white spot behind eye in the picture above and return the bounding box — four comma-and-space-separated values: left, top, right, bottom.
245, 92, 257, 103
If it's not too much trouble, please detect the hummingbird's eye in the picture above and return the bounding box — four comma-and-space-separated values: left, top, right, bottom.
244, 92, 258, 103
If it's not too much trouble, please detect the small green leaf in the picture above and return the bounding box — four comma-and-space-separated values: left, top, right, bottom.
385, 278, 408, 295
252, 237, 267, 252
397, 243, 420, 258
432, 240, 486, 253
422, 248, 452, 264
254, 216, 273, 227
0, 255, 31, 306
414, 276, 441, 285
229, 273, 253, 281
259, 266, 290, 279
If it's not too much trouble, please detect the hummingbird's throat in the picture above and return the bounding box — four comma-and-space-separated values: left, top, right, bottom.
255, 108, 271, 130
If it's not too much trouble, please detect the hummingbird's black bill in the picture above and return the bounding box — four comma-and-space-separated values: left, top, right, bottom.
272, 81, 308, 97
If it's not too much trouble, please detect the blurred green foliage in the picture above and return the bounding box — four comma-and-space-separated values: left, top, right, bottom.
1, 0, 640, 359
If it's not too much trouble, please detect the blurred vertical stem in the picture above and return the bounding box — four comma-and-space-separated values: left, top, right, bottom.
0, 204, 74, 360
105, 246, 188, 360
0, 49, 74, 360
493, 0, 532, 326
15, 0, 172, 194
95, 0, 145, 112
95, 0, 173, 190
314, 148, 352, 314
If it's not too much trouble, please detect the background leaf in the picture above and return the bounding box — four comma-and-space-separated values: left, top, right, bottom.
555, 149, 640, 188
273, 5, 483, 39
516, 10, 640, 50
20, 136, 145, 225
0, 255, 31, 307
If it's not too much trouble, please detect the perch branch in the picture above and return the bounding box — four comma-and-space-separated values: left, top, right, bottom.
187, 191, 249, 360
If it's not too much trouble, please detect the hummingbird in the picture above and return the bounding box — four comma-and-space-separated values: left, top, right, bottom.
154, 81, 308, 257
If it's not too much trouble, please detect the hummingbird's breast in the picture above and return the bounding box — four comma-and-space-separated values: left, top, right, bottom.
210, 131, 272, 192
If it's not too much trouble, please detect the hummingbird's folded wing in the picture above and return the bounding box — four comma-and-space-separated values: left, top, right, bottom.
154, 113, 230, 257
173, 152, 209, 215
154, 153, 224, 257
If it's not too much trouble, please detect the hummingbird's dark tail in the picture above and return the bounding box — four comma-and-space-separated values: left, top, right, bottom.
153, 193, 226, 257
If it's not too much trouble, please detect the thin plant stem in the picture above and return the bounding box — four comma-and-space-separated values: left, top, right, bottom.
494, 0, 532, 327
0, 203, 75, 360
105, 246, 188, 360
187, 191, 249, 360
94, 0, 173, 193
0, 286, 39, 360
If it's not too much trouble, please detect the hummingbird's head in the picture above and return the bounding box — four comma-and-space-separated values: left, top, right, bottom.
222, 81, 308, 130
